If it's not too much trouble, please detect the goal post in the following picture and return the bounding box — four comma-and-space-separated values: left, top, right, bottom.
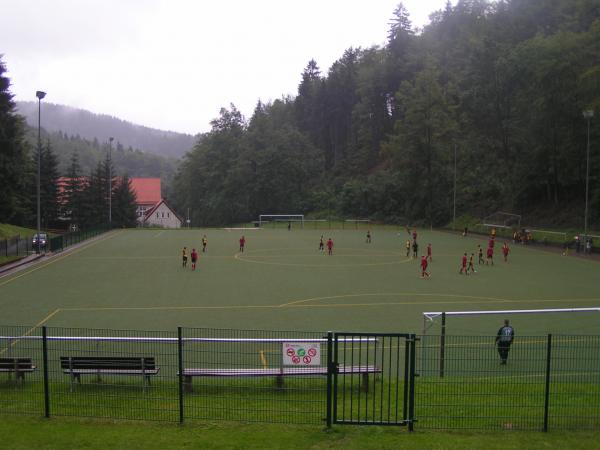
421, 307, 600, 378
258, 214, 304, 228
482, 211, 521, 229
423, 307, 600, 336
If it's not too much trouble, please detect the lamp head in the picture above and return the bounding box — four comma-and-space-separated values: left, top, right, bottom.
109, 137, 114, 143
583, 110, 594, 119
36, 91, 46, 100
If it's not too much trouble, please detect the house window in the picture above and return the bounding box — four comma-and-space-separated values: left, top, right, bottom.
156, 213, 159, 218
167, 213, 170, 218
162, 212, 164, 218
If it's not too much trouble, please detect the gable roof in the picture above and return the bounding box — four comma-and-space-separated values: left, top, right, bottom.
130, 178, 161, 205
144, 198, 184, 223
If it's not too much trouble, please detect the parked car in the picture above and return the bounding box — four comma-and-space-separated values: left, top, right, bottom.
32, 233, 48, 249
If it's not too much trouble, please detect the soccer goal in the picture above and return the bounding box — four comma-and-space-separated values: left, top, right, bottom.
258, 214, 304, 228
422, 307, 600, 336
482, 211, 521, 230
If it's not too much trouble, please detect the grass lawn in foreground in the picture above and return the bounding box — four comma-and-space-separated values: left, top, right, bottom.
0, 416, 598, 449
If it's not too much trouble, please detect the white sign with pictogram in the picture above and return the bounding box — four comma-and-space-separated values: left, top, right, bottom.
282, 342, 320, 366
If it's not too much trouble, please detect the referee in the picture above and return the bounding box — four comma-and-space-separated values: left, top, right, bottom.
495, 319, 515, 365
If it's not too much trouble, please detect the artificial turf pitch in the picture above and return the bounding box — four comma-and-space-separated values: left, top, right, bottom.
1, 227, 599, 335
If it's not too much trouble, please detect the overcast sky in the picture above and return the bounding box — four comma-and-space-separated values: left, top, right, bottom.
2, 0, 452, 135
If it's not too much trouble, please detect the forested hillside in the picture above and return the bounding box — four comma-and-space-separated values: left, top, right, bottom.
173, 0, 600, 228
17, 101, 196, 159
23, 127, 178, 194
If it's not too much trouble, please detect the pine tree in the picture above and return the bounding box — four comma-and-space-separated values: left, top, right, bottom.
111, 174, 138, 227
0, 57, 30, 224
39, 139, 60, 228
64, 151, 84, 226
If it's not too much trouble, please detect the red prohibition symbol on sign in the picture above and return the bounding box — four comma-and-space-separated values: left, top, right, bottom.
287, 348, 295, 357
292, 356, 301, 364
308, 348, 317, 357
303, 356, 311, 364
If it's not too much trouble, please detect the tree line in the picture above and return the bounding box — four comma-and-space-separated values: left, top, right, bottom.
0, 59, 138, 230
173, 0, 600, 228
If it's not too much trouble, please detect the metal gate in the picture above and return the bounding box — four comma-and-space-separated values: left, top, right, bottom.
331, 333, 416, 429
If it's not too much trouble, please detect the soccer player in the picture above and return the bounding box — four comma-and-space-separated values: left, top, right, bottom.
405, 239, 411, 257
202, 235, 208, 253
420, 255, 430, 278
488, 236, 495, 249
319, 235, 324, 252
478, 245, 484, 265
182, 247, 188, 268
502, 242, 510, 262
366, 230, 372, 244
239, 236, 246, 252
467, 253, 476, 274
495, 319, 515, 364
326, 238, 334, 255
459, 252, 468, 274
190, 248, 198, 270
486, 245, 494, 265
412, 229, 418, 242
412, 240, 419, 259
426, 243, 432, 262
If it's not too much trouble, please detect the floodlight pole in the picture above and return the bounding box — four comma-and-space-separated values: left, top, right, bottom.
108, 137, 114, 228
36, 90, 46, 254
583, 110, 594, 246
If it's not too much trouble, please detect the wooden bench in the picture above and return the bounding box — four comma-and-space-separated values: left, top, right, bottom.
180, 365, 381, 392
0, 358, 37, 382
60, 356, 159, 390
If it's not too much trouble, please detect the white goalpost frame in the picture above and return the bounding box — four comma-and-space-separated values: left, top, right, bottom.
482, 211, 522, 230
422, 307, 600, 335
259, 214, 305, 228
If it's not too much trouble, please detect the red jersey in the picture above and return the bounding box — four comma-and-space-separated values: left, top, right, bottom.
488, 238, 495, 248
427, 245, 432, 255
191, 250, 198, 262
461, 255, 467, 266
487, 247, 494, 257
502, 245, 509, 256
326, 239, 334, 250
239, 237, 245, 246
421, 257, 428, 270
412, 231, 417, 241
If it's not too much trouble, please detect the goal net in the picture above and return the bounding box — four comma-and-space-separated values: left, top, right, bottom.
482, 211, 521, 229
258, 214, 304, 228
422, 307, 600, 336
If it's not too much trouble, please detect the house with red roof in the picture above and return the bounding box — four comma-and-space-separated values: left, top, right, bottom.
129, 178, 162, 222
57, 177, 182, 228
143, 198, 183, 228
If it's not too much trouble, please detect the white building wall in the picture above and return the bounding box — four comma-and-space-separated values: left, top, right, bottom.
145, 203, 181, 228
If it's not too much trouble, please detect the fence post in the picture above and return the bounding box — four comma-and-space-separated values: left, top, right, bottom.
408, 334, 416, 432
177, 326, 184, 424
543, 333, 552, 432
326, 331, 333, 428
42, 326, 50, 418
439, 312, 446, 378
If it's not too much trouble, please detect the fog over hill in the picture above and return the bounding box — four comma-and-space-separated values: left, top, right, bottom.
16, 101, 197, 159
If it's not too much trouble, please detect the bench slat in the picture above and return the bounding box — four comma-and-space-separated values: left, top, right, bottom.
181, 365, 380, 377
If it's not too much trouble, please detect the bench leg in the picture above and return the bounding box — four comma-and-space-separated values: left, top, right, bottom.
184, 376, 193, 393
362, 373, 369, 393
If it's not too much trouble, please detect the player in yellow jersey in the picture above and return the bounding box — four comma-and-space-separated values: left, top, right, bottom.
182, 247, 188, 268
202, 235, 208, 253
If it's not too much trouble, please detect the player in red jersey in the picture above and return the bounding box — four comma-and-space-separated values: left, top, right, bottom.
420, 255, 430, 278
326, 238, 334, 255
190, 248, 198, 270
239, 236, 246, 252
486, 246, 494, 265
502, 242, 510, 262
459, 252, 468, 274
427, 243, 432, 262
488, 237, 495, 249
412, 229, 418, 242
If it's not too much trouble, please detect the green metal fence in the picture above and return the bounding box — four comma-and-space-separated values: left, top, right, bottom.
1, 326, 599, 430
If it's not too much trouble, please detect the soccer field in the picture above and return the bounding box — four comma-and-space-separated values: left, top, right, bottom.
1, 227, 599, 335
